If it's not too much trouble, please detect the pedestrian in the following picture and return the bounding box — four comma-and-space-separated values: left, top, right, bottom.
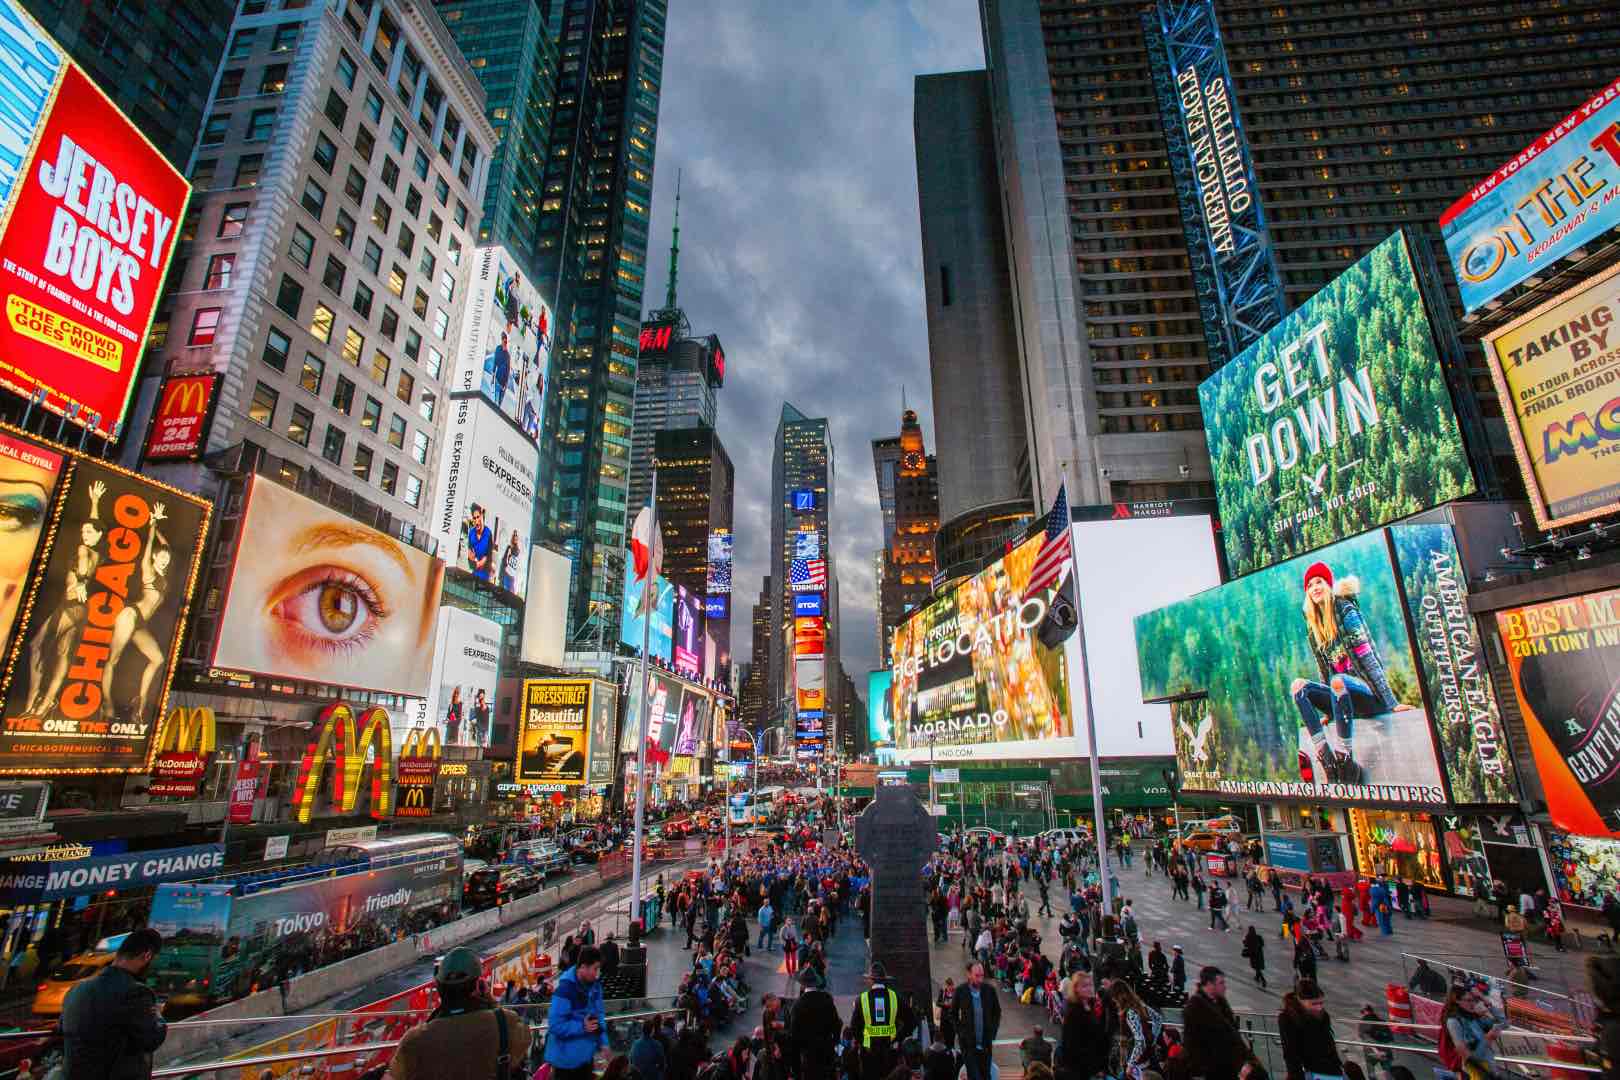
1109, 980, 1162, 1080
1209, 882, 1231, 932
1058, 972, 1109, 1080
1193, 873, 1207, 910
1438, 983, 1508, 1080
849, 960, 913, 1080
1587, 955, 1620, 1080
629, 1018, 667, 1080
1294, 931, 1318, 983
1546, 897, 1568, 953
758, 897, 776, 952
542, 944, 608, 1080
61, 927, 167, 1080
1170, 944, 1187, 997
386, 946, 532, 1080
1242, 925, 1267, 988
1181, 967, 1253, 1080
1018, 1025, 1054, 1069
782, 917, 800, 975
951, 961, 1002, 1080
1279, 977, 1344, 1080
789, 967, 841, 1080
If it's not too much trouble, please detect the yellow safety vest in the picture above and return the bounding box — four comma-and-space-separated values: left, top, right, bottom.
859, 987, 898, 1046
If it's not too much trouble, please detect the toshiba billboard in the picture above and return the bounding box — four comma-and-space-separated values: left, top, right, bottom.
0, 2, 189, 440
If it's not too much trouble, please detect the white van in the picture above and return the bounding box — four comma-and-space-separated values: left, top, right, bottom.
1038, 827, 1090, 847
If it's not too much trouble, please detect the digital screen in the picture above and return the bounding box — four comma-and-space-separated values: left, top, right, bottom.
794, 593, 823, 618
620, 566, 674, 663
672, 585, 702, 678
791, 489, 815, 512
867, 669, 893, 747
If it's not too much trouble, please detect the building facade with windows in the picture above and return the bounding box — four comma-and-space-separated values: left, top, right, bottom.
132, 0, 497, 536
19, 0, 233, 170
876, 409, 939, 659
652, 425, 734, 672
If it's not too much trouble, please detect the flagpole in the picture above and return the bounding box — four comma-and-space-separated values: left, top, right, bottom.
629, 468, 656, 935
1059, 466, 1112, 915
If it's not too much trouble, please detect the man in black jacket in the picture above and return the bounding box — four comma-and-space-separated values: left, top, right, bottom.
789, 967, 841, 1080
950, 962, 1001, 1080
1181, 966, 1251, 1080
62, 928, 167, 1080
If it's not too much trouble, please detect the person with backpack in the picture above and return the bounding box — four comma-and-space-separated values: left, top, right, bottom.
385, 947, 531, 1080
544, 945, 608, 1080
1439, 983, 1509, 1080
1278, 978, 1343, 1080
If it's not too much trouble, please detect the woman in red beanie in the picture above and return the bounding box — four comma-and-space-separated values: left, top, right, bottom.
1288, 561, 1411, 785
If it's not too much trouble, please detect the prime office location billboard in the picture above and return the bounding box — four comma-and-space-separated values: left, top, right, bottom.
431, 394, 538, 597
1481, 261, 1620, 530
0, 3, 189, 440
1200, 231, 1473, 576
1441, 75, 1620, 313
451, 245, 550, 440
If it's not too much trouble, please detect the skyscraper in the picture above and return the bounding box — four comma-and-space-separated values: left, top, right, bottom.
876, 409, 939, 657
978, 0, 1620, 506
745, 575, 773, 732
19, 0, 232, 170
433, 0, 560, 272
770, 403, 837, 753
653, 426, 734, 675
535, 0, 667, 642
914, 70, 1030, 523
628, 329, 725, 520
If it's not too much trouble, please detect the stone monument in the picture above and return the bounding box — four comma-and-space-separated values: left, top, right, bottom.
854, 783, 934, 1026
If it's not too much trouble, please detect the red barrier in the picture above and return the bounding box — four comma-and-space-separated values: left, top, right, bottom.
1385, 983, 1413, 1037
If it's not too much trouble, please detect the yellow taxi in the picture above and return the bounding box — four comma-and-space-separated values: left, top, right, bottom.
32, 934, 125, 1017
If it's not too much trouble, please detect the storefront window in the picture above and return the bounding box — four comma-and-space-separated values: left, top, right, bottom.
1547, 830, 1620, 908
1350, 809, 1444, 889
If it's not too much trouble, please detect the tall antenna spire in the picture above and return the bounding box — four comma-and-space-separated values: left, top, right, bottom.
664, 169, 681, 311
901, 384, 907, 414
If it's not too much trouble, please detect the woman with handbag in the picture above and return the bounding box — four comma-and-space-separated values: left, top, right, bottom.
1438, 984, 1509, 1080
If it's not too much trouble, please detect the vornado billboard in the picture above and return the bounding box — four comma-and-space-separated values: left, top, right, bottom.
0, 0, 189, 440
1198, 231, 1474, 576
431, 394, 538, 597
450, 245, 551, 441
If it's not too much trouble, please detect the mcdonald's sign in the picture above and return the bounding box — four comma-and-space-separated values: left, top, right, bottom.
395, 779, 434, 818
289, 702, 393, 824
157, 705, 217, 754
399, 726, 442, 761
147, 704, 219, 798
142, 373, 220, 462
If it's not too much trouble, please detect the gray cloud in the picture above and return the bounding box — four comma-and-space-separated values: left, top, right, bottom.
643, 0, 983, 691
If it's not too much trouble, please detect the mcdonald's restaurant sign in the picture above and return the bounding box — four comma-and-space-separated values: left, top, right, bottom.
290, 702, 393, 824
142, 372, 221, 462
149, 706, 217, 798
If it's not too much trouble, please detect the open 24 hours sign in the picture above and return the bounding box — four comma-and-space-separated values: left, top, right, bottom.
0, 2, 189, 440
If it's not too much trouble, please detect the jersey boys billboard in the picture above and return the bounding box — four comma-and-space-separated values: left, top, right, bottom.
1441, 75, 1620, 313
1199, 231, 1473, 576
0, 2, 188, 439
1481, 261, 1620, 530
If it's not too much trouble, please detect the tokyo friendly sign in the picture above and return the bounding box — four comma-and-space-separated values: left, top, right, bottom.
1441, 75, 1620, 313
0, 2, 189, 439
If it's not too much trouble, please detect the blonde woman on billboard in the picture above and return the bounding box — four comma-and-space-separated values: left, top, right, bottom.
100, 504, 173, 723
1289, 561, 1413, 785
24, 480, 104, 718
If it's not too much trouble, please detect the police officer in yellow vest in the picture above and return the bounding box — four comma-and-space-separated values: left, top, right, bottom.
847, 960, 915, 1080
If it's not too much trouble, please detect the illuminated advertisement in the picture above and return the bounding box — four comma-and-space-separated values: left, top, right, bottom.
586, 680, 616, 785
620, 670, 691, 768
795, 593, 823, 618
1136, 528, 1450, 807
0, 2, 189, 440
432, 394, 538, 597
794, 530, 820, 559
796, 708, 825, 761
1199, 231, 1473, 576
889, 532, 1072, 761
514, 679, 592, 785
868, 669, 894, 746
704, 596, 728, 620
0, 453, 207, 772
794, 616, 826, 657
414, 607, 500, 749
791, 489, 815, 513
619, 565, 673, 663
450, 245, 550, 440
1481, 261, 1620, 530
211, 477, 446, 697
1441, 75, 1620, 313
141, 373, 220, 462
1495, 587, 1620, 837
672, 684, 709, 757
795, 656, 825, 712
288, 702, 394, 822
0, 430, 62, 652
672, 585, 702, 679
706, 530, 732, 594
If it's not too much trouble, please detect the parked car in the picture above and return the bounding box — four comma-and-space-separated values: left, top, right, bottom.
964, 826, 1007, 843
32, 934, 126, 1016
569, 841, 614, 865
464, 866, 541, 909
1037, 827, 1089, 847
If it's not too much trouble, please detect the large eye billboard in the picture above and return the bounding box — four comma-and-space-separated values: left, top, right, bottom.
210, 477, 446, 697
0, 449, 209, 773
1135, 523, 1513, 807
0, 1, 189, 441
888, 531, 1074, 761
1199, 231, 1474, 577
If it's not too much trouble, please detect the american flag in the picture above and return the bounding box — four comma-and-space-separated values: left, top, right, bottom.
789, 557, 826, 591
1023, 481, 1072, 601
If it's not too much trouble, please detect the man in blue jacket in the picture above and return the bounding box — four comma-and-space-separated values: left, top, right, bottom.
546, 944, 607, 1080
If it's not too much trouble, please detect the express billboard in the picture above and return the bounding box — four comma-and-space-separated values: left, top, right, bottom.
1480, 261, 1620, 530
450, 245, 550, 440
889, 532, 1073, 761
514, 679, 592, 785
1441, 75, 1620, 313
411, 607, 501, 749
619, 566, 673, 663
0, 3, 189, 440
432, 394, 538, 597
211, 477, 445, 697
141, 373, 220, 462
1199, 231, 1473, 577
1135, 525, 1506, 808
1495, 588, 1620, 837
0, 453, 208, 772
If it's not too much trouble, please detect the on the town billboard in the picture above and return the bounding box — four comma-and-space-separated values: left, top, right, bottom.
1441, 75, 1620, 313
211, 477, 445, 697
0, 1, 190, 439
450, 245, 550, 440
1198, 231, 1473, 577
0, 449, 208, 773
0, 430, 62, 652
431, 393, 538, 597
1480, 260, 1620, 530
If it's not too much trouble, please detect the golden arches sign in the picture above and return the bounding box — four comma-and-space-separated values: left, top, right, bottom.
157, 706, 217, 754
399, 725, 442, 760
290, 702, 393, 823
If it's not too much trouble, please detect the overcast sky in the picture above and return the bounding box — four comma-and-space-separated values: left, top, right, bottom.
640, 0, 984, 692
